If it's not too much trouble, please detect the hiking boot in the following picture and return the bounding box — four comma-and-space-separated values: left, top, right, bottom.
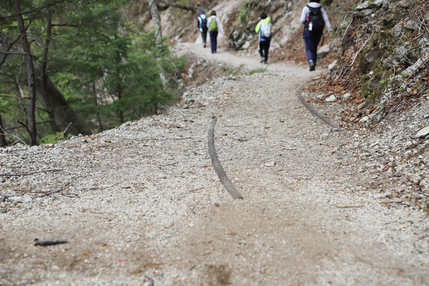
204, 43, 206, 48
309, 62, 316, 71
264, 61, 268, 64
260, 57, 265, 63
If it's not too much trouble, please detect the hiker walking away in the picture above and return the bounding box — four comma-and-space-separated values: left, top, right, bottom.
300, 0, 332, 71
255, 13, 272, 64
206, 10, 224, 54
197, 10, 208, 48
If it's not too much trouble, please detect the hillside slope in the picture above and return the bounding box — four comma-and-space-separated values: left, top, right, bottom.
302, 0, 429, 213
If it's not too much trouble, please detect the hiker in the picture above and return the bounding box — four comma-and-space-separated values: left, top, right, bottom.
255, 13, 272, 64
300, 0, 332, 71
197, 10, 208, 48
206, 10, 224, 54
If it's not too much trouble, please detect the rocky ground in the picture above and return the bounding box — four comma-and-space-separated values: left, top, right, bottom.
1, 44, 429, 285
300, 85, 429, 215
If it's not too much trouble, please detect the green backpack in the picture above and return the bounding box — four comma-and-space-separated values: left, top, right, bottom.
209, 17, 218, 32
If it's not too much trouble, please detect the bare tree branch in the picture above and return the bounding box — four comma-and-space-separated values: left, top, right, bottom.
14, 121, 29, 145
0, 51, 27, 56
0, 124, 26, 145
0, 94, 27, 99
51, 24, 78, 27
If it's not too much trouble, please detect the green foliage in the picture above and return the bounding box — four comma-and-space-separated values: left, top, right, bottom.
0, 0, 187, 144
321, 0, 334, 6
248, 67, 268, 75
238, 2, 251, 24
50, 3, 187, 130
39, 132, 72, 145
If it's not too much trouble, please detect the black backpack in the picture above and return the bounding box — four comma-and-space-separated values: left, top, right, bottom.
199, 16, 208, 31
307, 5, 325, 33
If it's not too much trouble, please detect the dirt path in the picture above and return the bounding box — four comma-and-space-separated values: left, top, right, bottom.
176, 42, 312, 73
1, 44, 428, 286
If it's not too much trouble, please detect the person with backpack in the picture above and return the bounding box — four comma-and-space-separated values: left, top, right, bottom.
197, 10, 208, 48
206, 10, 224, 54
300, 0, 332, 71
255, 13, 272, 64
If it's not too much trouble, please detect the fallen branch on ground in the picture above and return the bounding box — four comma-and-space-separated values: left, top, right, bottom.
34, 238, 68, 246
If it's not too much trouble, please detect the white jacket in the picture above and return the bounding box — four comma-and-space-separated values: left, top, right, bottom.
300, 2, 332, 32
206, 16, 224, 34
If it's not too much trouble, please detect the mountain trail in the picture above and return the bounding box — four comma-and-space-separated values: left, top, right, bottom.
1, 44, 428, 286
176, 42, 306, 73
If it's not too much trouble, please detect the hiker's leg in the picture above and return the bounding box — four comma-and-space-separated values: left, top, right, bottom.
202, 31, 207, 44
209, 32, 216, 53
258, 41, 264, 58
312, 32, 322, 65
264, 39, 271, 62
213, 31, 218, 52
303, 29, 316, 63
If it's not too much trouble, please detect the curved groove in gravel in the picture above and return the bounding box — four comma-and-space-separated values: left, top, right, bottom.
298, 84, 340, 129
208, 117, 243, 199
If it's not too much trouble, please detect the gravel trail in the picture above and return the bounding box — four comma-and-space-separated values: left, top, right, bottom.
1, 44, 428, 286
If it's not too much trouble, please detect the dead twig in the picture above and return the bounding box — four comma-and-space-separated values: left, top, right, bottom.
145, 276, 155, 286
187, 204, 196, 214
159, 162, 178, 168
335, 205, 363, 209
247, 202, 264, 213
38, 189, 63, 197
342, 18, 354, 41
0, 124, 27, 145
63, 122, 73, 135
348, 35, 372, 67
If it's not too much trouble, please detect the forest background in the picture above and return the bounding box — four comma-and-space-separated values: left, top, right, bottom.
0, 0, 189, 146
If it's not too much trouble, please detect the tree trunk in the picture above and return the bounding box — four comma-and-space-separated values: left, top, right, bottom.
35, 76, 91, 135
148, 0, 162, 43
14, 0, 37, 145
0, 114, 6, 147
93, 82, 103, 132
147, 0, 167, 87
40, 11, 59, 134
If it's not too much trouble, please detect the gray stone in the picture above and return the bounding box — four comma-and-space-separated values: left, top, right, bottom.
415, 126, 429, 138
358, 9, 374, 17
403, 20, 418, 30
8, 196, 23, 203
242, 41, 251, 49
360, 116, 369, 123
358, 102, 367, 110
420, 178, 429, 188
356, 0, 383, 10
325, 95, 336, 102
394, 46, 409, 61
328, 60, 337, 71
343, 93, 352, 99
364, 48, 379, 63
382, 0, 390, 8
398, 0, 414, 8
392, 24, 403, 38
317, 44, 330, 59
